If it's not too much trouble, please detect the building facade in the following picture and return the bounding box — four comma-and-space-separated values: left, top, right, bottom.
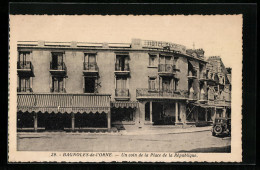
16, 39, 231, 131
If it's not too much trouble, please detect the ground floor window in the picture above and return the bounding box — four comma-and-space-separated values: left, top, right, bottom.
111, 108, 134, 122
44, 112, 71, 130
75, 112, 107, 128
198, 107, 206, 121
17, 111, 34, 128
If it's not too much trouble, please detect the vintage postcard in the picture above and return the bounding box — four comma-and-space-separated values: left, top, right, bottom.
8, 15, 242, 162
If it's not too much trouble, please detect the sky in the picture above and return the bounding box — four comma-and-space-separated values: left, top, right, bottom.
10, 15, 243, 68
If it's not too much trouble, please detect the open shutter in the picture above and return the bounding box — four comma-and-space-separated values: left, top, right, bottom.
58, 54, 63, 69
83, 76, 85, 93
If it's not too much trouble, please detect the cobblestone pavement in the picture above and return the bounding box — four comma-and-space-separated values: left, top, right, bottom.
17, 130, 231, 152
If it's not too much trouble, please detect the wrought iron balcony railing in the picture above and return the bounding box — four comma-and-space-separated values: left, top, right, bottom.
115, 63, 130, 71
83, 62, 99, 72
158, 64, 176, 74
17, 61, 33, 70
17, 87, 33, 92
50, 62, 67, 71
136, 88, 188, 98
188, 92, 199, 100
199, 93, 208, 101
17, 61, 34, 75
115, 89, 130, 97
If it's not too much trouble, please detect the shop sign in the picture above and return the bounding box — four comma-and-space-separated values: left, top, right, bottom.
142, 40, 186, 53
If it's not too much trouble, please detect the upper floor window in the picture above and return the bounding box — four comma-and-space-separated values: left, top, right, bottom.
84, 53, 97, 71
148, 77, 156, 90
116, 77, 127, 89
51, 77, 65, 93
84, 77, 97, 93
149, 55, 156, 67
159, 55, 172, 64
51, 52, 64, 70
115, 55, 129, 71
18, 51, 31, 69
18, 77, 32, 92
18, 51, 31, 62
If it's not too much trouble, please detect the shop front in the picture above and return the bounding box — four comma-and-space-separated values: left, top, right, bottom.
110, 101, 139, 130
17, 93, 111, 131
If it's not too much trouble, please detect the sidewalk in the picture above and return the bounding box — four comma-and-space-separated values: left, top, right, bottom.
119, 126, 212, 136
17, 126, 212, 136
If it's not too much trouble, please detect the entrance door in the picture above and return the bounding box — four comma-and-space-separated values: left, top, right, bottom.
85, 77, 96, 93
152, 102, 163, 125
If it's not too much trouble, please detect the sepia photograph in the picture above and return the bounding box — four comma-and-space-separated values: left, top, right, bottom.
9, 14, 243, 162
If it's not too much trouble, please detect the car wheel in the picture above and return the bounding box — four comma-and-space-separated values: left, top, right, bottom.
212, 132, 216, 136
213, 125, 223, 135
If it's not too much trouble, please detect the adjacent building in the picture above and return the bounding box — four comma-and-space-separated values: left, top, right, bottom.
16, 39, 231, 131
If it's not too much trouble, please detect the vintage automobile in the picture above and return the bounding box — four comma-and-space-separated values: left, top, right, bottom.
211, 117, 231, 136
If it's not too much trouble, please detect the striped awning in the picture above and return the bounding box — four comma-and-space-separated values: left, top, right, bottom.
17, 93, 111, 114
111, 101, 139, 108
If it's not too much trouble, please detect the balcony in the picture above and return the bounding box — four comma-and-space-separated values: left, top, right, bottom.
17, 61, 34, 76
187, 70, 197, 79
49, 62, 67, 75
136, 88, 188, 100
50, 87, 66, 93
199, 72, 210, 81
83, 62, 99, 76
114, 63, 130, 76
198, 93, 208, 103
158, 64, 176, 76
115, 89, 130, 101
214, 99, 231, 107
17, 87, 33, 93
188, 92, 199, 101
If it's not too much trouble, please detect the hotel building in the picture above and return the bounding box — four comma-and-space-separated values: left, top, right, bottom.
16, 39, 231, 131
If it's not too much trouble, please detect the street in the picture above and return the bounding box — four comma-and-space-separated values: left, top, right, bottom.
17, 130, 231, 153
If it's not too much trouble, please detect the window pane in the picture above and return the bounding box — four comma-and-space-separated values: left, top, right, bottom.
149, 55, 155, 66
88, 54, 96, 63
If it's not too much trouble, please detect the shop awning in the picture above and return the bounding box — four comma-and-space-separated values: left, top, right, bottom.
72, 94, 110, 113
111, 101, 139, 108
17, 93, 111, 114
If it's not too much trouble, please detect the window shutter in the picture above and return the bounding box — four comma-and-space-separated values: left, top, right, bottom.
83, 76, 85, 93
63, 77, 66, 92
30, 77, 32, 89
26, 78, 30, 91
59, 78, 63, 92
26, 52, 31, 61
49, 76, 52, 91
17, 76, 19, 90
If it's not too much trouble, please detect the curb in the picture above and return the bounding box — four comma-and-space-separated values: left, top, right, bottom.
121, 128, 211, 136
